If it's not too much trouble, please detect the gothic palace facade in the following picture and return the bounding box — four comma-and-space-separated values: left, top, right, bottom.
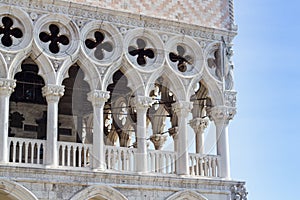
0, 0, 247, 199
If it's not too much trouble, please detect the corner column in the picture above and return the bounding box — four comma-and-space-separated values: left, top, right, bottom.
189, 117, 209, 154
88, 90, 110, 171
42, 85, 64, 168
131, 96, 152, 173
207, 106, 236, 179
172, 101, 193, 175
0, 79, 16, 164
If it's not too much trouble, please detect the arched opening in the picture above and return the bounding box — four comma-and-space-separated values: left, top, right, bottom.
104, 69, 136, 171
105, 69, 135, 147
9, 58, 46, 138
8, 58, 46, 164
146, 76, 179, 174
58, 64, 93, 167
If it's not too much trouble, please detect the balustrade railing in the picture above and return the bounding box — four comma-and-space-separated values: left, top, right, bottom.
148, 150, 177, 174
58, 142, 92, 169
6, 138, 221, 178
189, 153, 220, 177
105, 146, 136, 172
8, 137, 45, 166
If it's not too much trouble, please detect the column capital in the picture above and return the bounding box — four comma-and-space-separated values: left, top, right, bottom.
0, 78, 16, 96
172, 101, 193, 118
88, 90, 110, 106
42, 85, 64, 102
150, 134, 167, 150
189, 117, 209, 134
207, 106, 236, 124
131, 96, 153, 110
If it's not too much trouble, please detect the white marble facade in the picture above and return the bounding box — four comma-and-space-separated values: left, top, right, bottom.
0, 0, 246, 199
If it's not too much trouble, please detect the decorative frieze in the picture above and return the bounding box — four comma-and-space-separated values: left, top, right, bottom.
0, 78, 16, 96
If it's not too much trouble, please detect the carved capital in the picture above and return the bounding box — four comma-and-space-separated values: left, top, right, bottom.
231, 184, 248, 200
207, 106, 236, 123
224, 90, 237, 107
88, 90, 110, 107
0, 78, 16, 96
131, 96, 153, 110
150, 134, 167, 150
42, 85, 64, 102
172, 101, 193, 118
189, 117, 209, 134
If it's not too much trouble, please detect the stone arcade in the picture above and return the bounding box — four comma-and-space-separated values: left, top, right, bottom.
0, 0, 247, 199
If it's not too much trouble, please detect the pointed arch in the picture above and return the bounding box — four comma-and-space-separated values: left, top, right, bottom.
70, 185, 128, 200
7, 42, 56, 85
0, 179, 38, 200
160, 67, 187, 101
56, 51, 101, 91
188, 66, 224, 106
166, 190, 208, 200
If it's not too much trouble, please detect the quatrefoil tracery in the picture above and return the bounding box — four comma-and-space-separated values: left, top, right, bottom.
169, 45, 193, 72
0, 16, 23, 47
85, 31, 113, 60
128, 38, 155, 66
39, 24, 69, 54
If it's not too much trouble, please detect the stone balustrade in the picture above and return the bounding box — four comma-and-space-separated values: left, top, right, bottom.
189, 153, 220, 177
8, 137, 45, 166
148, 150, 176, 174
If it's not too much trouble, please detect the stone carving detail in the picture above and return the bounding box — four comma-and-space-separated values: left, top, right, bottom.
172, 101, 193, 117
150, 134, 167, 150
207, 42, 235, 90
85, 31, 113, 60
189, 117, 209, 134
0, 16, 23, 47
231, 184, 248, 200
128, 38, 155, 66
131, 96, 153, 110
169, 45, 193, 72
207, 106, 236, 122
87, 90, 110, 106
224, 90, 237, 107
0, 78, 16, 96
39, 24, 69, 54
42, 85, 64, 97
224, 45, 235, 90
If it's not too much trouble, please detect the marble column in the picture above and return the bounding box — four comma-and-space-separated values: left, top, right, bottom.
207, 106, 236, 179
42, 85, 64, 168
131, 96, 152, 173
189, 117, 209, 154
172, 101, 193, 175
88, 90, 110, 171
0, 79, 16, 164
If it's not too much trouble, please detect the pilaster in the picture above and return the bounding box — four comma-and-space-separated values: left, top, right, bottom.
88, 90, 110, 171
0, 79, 16, 164
42, 85, 64, 167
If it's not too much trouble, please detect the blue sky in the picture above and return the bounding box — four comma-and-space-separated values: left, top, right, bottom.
230, 0, 300, 199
